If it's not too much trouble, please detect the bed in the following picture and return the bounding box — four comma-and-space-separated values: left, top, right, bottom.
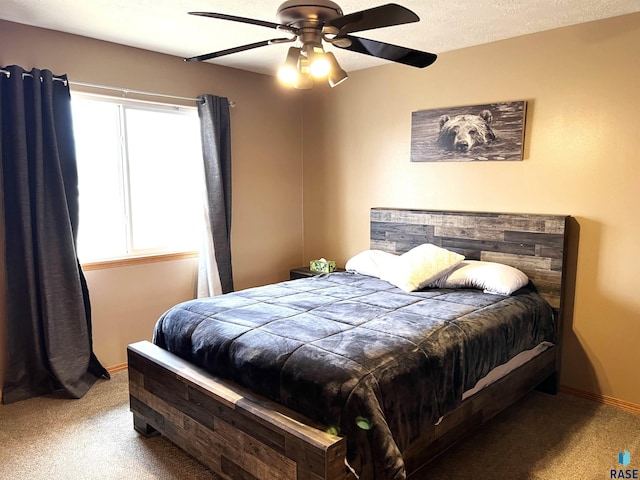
127, 208, 574, 480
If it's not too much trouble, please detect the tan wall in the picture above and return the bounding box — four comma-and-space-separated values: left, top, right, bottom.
0, 20, 304, 379
302, 14, 640, 405
84, 259, 199, 368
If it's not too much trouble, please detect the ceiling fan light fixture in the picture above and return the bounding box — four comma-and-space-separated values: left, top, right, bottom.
327, 52, 348, 88
294, 54, 314, 89
309, 55, 331, 78
301, 44, 331, 79
294, 72, 314, 90
277, 46, 301, 84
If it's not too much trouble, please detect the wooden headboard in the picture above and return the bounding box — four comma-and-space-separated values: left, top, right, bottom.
370, 208, 570, 309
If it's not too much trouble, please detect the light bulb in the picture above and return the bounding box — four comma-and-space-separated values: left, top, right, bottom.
278, 47, 301, 85
310, 56, 331, 78
277, 65, 298, 84
302, 44, 331, 79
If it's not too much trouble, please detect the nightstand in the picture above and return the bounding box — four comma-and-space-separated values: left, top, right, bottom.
290, 266, 345, 280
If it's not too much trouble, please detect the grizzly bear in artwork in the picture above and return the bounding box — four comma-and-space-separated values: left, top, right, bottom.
437, 110, 496, 152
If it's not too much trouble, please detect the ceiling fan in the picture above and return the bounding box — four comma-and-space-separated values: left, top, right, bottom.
184, 1, 437, 89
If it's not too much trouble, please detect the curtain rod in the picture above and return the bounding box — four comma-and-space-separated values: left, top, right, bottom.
0, 68, 67, 83
0, 69, 236, 107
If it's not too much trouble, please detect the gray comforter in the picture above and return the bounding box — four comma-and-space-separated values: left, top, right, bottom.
153, 272, 555, 479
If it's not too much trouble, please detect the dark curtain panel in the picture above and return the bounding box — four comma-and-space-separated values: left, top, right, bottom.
197, 94, 234, 295
0, 65, 109, 404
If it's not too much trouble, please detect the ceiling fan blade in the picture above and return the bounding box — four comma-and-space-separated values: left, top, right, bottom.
189, 12, 279, 29
185, 39, 288, 62
328, 4, 419, 36
188, 12, 297, 34
339, 35, 437, 68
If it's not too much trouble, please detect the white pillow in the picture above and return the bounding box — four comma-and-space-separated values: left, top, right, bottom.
431, 260, 529, 295
380, 244, 464, 292
345, 249, 399, 278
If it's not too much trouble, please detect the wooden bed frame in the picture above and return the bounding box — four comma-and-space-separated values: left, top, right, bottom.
128, 208, 574, 480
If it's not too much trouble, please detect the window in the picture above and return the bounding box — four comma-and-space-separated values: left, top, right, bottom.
71, 93, 204, 263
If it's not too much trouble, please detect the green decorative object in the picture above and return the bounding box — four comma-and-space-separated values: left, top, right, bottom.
310, 258, 336, 273
326, 426, 340, 436
355, 416, 372, 430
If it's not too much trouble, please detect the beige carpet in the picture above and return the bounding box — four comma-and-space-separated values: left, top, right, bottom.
0, 371, 638, 480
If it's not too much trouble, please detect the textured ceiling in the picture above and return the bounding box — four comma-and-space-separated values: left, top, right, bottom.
1, 0, 639, 75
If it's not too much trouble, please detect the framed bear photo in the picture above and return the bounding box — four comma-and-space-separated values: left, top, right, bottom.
410, 101, 527, 162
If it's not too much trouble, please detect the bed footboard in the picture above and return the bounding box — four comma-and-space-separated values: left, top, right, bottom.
127, 341, 354, 480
